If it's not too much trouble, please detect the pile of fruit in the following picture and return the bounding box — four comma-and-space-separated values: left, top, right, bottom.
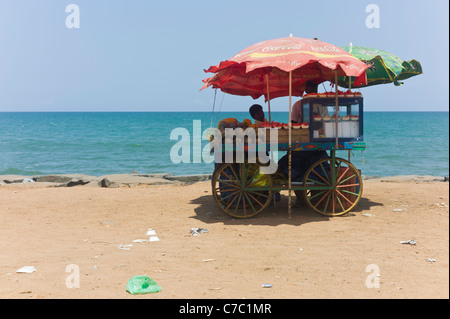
304, 90, 362, 98
217, 118, 256, 130
217, 119, 311, 131
258, 121, 309, 129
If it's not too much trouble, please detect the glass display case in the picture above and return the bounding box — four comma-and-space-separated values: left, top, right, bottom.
301, 95, 363, 142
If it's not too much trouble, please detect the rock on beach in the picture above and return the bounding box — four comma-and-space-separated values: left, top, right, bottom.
0, 173, 213, 188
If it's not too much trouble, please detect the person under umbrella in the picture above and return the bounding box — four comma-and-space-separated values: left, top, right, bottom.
249, 104, 267, 125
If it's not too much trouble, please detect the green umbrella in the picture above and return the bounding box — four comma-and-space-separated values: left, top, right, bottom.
338, 43, 422, 88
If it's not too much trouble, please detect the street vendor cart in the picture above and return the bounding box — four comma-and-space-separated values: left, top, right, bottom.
210, 91, 365, 218
201, 36, 371, 218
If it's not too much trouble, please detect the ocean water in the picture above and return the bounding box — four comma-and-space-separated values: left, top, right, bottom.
0, 112, 448, 177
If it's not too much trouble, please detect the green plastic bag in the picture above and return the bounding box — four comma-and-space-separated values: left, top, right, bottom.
126, 276, 162, 294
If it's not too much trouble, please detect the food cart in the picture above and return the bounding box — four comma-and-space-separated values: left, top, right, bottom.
211, 91, 365, 218
201, 36, 373, 219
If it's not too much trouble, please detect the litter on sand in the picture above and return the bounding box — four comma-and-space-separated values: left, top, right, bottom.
132, 239, 148, 243
119, 228, 160, 249
146, 229, 157, 236
126, 275, 162, 294
146, 228, 160, 241
16, 266, 36, 273
149, 236, 160, 242
118, 244, 133, 250
426, 258, 437, 262
400, 240, 416, 245
190, 228, 209, 236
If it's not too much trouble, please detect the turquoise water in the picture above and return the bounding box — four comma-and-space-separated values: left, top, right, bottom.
0, 112, 448, 177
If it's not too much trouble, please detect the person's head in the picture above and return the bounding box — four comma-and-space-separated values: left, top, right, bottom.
305, 82, 318, 94
249, 104, 265, 121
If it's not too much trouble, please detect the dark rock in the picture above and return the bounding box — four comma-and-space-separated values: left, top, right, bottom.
0, 175, 32, 184
99, 178, 112, 188
66, 179, 91, 187
34, 175, 73, 183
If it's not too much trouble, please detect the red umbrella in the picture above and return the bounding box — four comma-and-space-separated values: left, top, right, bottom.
201, 37, 368, 100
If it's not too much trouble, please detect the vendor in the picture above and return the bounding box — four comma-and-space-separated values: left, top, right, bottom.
249, 104, 267, 125
291, 82, 329, 123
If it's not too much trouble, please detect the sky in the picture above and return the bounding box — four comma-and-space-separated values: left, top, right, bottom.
0, 0, 448, 112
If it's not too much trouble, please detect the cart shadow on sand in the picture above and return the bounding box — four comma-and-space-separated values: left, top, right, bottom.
189, 193, 383, 227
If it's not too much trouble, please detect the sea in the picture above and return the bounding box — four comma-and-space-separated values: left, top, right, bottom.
0, 112, 448, 178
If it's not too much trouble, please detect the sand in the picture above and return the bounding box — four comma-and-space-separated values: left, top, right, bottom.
0, 177, 448, 299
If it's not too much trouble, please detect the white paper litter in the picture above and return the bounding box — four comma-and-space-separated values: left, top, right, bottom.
118, 228, 160, 249
132, 239, 148, 243
16, 266, 36, 273
117, 244, 133, 250
146, 229, 157, 236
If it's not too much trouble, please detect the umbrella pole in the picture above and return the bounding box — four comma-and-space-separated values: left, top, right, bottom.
334, 71, 339, 149
266, 74, 272, 123
348, 75, 351, 161
288, 71, 292, 219
266, 74, 275, 208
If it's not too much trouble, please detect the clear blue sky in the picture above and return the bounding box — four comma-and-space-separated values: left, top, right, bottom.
0, 0, 448, 112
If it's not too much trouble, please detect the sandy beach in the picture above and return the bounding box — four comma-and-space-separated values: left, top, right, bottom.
0, 174, 448, 299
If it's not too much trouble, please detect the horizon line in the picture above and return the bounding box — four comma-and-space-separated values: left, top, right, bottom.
0, 110, 448, 113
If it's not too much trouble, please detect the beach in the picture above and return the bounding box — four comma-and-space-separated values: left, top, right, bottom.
0, 174, 448, 299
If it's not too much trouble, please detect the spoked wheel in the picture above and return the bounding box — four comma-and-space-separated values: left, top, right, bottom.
303, 157, 363, 216
212, 163, 273, 218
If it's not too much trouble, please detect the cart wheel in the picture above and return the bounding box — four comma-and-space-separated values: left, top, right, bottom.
303, 157, 362, 216
212, 163, 273, 218
211, 163, 225, 190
